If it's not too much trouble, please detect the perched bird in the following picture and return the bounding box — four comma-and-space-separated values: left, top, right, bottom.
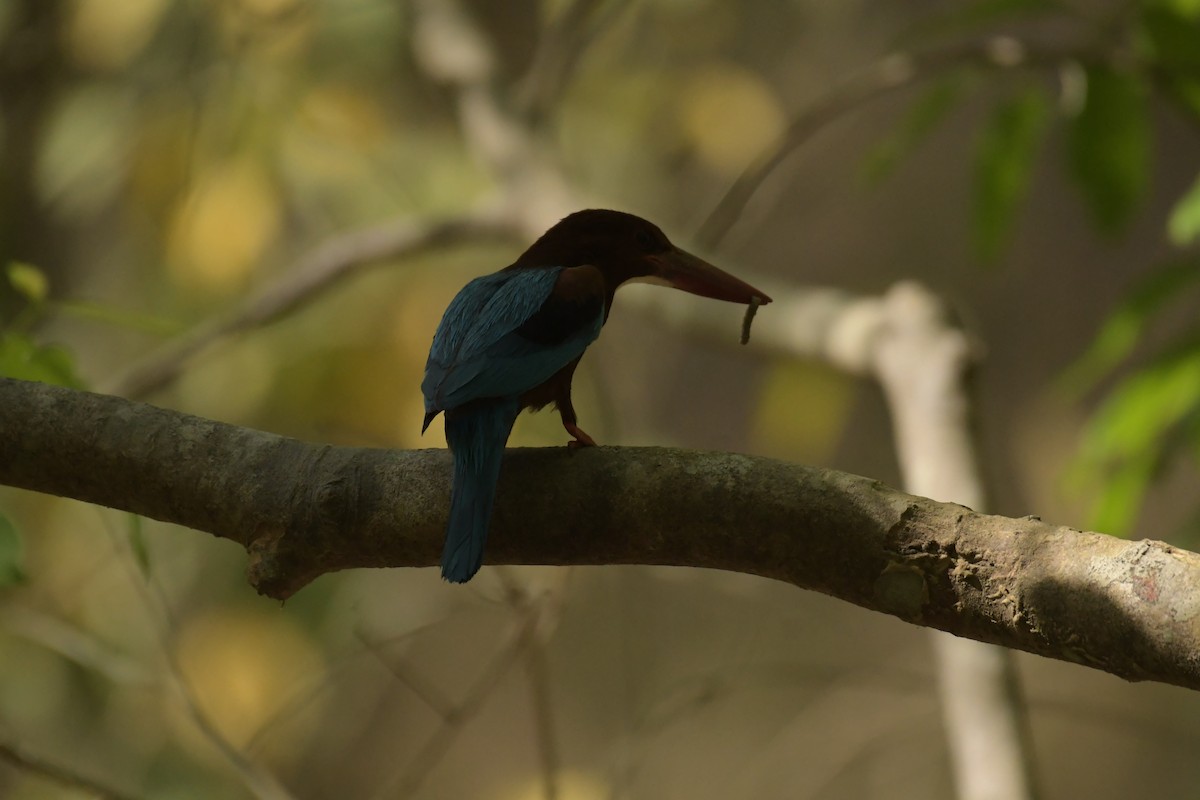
422, 209, 771, 583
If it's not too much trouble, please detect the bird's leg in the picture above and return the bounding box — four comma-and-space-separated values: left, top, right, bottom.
564, 421, 597, 449
555, 373, 597, 448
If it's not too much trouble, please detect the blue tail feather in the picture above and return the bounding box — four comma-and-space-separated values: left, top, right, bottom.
441, 397, 520, 583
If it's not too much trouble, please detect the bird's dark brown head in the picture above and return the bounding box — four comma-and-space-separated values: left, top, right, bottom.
513, 209, 772, 306
515, 210, 670, 273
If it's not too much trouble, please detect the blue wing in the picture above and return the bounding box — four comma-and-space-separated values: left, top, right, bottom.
422, 267, 604, 415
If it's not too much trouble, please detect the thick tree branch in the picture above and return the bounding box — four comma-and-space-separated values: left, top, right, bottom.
0, 737, 138, 800
3, 377, 1200, 691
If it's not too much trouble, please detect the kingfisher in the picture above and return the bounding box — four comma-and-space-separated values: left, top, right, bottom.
422, 209, 771, 583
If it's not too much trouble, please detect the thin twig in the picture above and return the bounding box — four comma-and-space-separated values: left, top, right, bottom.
370, 601, 544, 799
105, 212, 517, 399
411, 0, 578, 234
355, 628, 459, 723
524, 637, 561, 800
242, 618, 455, 758
498, 570, 569, 800
695, 39, 1101, 250
607, 660, 934, 800
0, 606, 153, 686
166, 663, 297, 800
97, 31, 1143, 406
0, 737, 141, 800
98, 512, 297, 800
105, 0, 584, 405
515, 0, 629, 126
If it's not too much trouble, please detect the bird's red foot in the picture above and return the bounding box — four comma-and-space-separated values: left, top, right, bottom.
565, 422, 598, 449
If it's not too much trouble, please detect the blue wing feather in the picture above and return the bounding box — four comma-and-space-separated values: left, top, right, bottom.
423, 267, 602, 413
423, 265, 604, 583
428, 270, 558, 366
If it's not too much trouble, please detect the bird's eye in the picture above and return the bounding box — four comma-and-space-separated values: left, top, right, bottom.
636, 229, 659, 251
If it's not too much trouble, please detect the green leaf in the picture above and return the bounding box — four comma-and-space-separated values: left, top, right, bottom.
1139, 4, 1200, 69
0, 513, 27, 587
1071, 346, 1200, 534
1061, 257, 1200, 392
1159, 0, 1200, 18
863, 75, 971, 184
0, 333, 84, 388
972, 88, 1049, 260
1169, 173, 1200, 245
1067, 66, 1150, 234
1167, 78, 1200, 122
1081, 349, 1200, 462
128, 514, 151, 579
1138, 5, 1200, 121
6, 262, 48, 304
1086, 457, 1155, 535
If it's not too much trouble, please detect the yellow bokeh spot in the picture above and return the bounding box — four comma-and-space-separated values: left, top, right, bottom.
64, 0, 166, 71
177, 337, 276, 421
129, 105, 195, 220
498, 770, 608, 800
216, 0, 311, 59
167, 161, 280, 293
1167, 0, 1200, 17
174, 608, 324, 756
678, 63, 784, 176
300, 84, 389, 149
751, 360, 852, 460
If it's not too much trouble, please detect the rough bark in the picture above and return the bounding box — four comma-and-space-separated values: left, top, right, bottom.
2, 377, 1199, 691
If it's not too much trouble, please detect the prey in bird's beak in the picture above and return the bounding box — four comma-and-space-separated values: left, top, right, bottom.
645, 247, 772, 306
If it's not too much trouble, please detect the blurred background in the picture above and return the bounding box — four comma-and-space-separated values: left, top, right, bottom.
2, 0, 1200, 797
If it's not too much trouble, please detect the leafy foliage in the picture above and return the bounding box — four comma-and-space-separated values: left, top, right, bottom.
1064, 256, 1200, 534
1060, 3, 1200, 534
1168, 174, 1200, 245
1073, 272, 1200, 532
868, 0, 1200, 534
972, 88, 1049, 260
0, 334, 83, 387
868, 0, 1200, 256
1062, 258, 1200, 391
1067, 66, 1150, 234
128, 513, 153, 579
0, 262, 84, 387
862, 76, 973, 183
1138, 2, 1200, 73
0, 261, 172, 387
0, 513, 26, 588
1070, 325, 1200, 533
6, 262, 48, 304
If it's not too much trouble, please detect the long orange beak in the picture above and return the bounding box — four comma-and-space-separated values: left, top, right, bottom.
647, 247, 772, 305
